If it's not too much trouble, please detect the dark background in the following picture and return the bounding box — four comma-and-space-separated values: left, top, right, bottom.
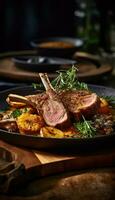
0, 0, 114, 53
0, 0, 76, 52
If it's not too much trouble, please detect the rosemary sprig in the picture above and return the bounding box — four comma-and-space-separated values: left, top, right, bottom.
52, 66, 88, 91
74, 116, 96, 138
32, 66, 88, 91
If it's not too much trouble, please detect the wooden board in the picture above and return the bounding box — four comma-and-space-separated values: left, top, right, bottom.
1, 138, 115, 197
0, 139, 115, 179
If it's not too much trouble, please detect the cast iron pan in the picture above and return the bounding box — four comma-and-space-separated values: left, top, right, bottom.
0, 85, 115, 152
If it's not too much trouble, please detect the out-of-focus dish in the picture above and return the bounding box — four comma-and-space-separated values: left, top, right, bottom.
38, 41, 75, 48
0, 50, 113, 83
30, 37, 83, 58
12, 56, 77, 72
0, 67, 115, 151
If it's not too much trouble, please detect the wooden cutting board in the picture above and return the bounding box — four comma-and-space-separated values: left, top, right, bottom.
0, 139, 115, 179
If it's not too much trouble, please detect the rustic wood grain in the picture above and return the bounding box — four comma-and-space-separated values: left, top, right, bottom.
0, 168, 115, 200
0, 140, 39, 169
0, 139, 115, 178
0, 139, 115, 199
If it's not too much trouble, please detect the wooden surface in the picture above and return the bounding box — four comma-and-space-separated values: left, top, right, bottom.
0, 139, 115, 178
0, 139, 115, 199
0, 51, 113, 83
1, 134, 115, 197
1, 168, 115, 200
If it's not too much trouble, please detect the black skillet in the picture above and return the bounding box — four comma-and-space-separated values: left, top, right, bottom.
0, 85, 115, 152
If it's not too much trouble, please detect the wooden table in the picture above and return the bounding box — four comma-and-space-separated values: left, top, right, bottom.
0, 139, 115, 199
0, 50, 113, 84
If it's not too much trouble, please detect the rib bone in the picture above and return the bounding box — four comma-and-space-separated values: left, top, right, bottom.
39, 73, 55, 99
7, 94, 36, 108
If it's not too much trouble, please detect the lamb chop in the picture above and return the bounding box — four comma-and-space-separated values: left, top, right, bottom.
38, 73, 69, 127
6, 74, 69, 127
58, 90, 100, 119
6, 74, 100, 123
26, 89, 100, 119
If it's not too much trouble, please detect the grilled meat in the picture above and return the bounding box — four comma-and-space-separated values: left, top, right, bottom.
39, 73, 69, 127
7, 90, 100, 123
27, 89, 100, 119
6, 73, 101, 127
58, 90, 100, 119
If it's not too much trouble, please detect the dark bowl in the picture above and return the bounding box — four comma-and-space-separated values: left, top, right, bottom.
12, 56, 77, 72
30, 37, 83, 58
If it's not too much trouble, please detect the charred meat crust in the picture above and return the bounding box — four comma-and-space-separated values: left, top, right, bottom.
26, 89, 100, 120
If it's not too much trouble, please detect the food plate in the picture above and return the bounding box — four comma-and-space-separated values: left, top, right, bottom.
0, 85, 115, 152
12, 56, 77, 72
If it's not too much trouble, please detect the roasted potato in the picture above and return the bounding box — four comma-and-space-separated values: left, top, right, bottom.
40, 126, 64, 138
17, 113, 45, 135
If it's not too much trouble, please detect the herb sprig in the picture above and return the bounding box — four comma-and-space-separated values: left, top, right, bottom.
32, 66, 88, 91
74, 116, 96, 138
52, 66, 88, 90
10, 109, 22, 118
10, 108, 28, 118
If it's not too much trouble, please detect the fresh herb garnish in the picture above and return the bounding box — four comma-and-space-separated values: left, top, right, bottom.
52, 66, 88, 91
32, 83, 44, 90
74, 116, 96, 138
32, 66, 88, 91
10, 109, 22, 118
10, 108, 29, 118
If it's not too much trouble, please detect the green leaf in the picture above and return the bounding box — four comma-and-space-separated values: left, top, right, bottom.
32, 66, 88, 91
74, 116, 96, 138
10, 109, 22, 118
52, 66, 88, 91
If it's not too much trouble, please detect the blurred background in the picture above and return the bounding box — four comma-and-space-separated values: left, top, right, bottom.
0, 0, 115, 90
0, 0, 115, 53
